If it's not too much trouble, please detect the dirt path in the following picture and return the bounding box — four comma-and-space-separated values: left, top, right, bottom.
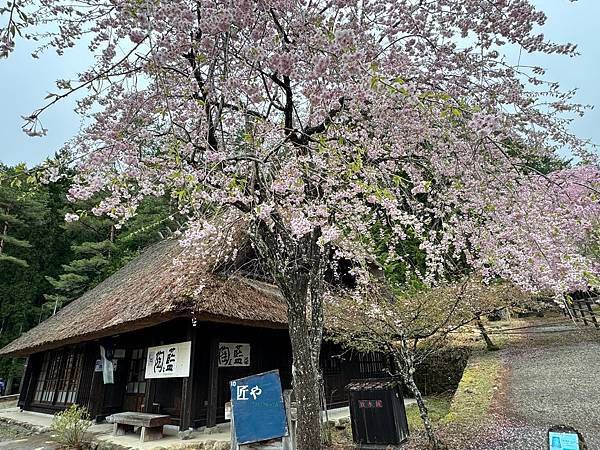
475, 319, 600, 449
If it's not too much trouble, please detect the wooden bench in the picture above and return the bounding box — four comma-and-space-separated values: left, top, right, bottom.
111, 412, 171, 442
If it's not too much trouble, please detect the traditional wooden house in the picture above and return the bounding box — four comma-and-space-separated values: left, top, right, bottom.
0, 227, 387, 430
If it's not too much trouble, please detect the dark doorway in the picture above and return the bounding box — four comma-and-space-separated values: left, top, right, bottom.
123, 348, 147, 412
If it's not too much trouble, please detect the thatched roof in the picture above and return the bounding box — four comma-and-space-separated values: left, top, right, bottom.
0, 225, 288, 357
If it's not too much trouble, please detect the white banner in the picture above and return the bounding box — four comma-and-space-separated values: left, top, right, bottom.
145, 341, 191, 379
218, 343, 251, 367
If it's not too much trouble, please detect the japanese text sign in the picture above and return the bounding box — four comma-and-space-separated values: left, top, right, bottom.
358, 399, 384, 408
145, 341, 191, 379
218, 342, 250, 367
230, 370, 288, 445
549, 431, 579, 450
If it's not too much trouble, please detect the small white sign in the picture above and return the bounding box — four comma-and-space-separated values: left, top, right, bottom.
145, 341, 191, 379
94, 359, 118, 372
218, 343, 250, 367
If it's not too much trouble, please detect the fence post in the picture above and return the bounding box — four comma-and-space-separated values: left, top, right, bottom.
569, 302, 580, 322
585, 301, 599, 330
577, 301, 589, 326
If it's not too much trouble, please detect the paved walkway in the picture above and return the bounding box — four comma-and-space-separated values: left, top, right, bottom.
477, 320, 600, 449
0, 403, 422, 449
0, 407, 229, 449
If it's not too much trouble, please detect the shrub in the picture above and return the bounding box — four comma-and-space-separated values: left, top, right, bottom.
51, 404, 92, 449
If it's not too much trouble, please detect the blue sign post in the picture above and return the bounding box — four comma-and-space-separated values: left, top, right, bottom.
230, 370, 288, 445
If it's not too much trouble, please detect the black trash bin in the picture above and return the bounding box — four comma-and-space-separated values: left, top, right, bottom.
346, 378, 409, 449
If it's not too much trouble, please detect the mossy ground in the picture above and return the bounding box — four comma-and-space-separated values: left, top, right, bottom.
405, 395, 452, 432
442, 350, 502, 426
0, 421, 30, 440
402, 350, 502, 437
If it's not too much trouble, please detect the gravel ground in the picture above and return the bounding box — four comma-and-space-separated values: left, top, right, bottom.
406, 321, 600, 450
472, 324, 600, 450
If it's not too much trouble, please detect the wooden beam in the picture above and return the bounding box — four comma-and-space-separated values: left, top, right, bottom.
180, 322, 197, 431
206, 337, 219, 428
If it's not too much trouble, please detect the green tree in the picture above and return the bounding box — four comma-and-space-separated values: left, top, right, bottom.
0, 166, 60, 382
0, 164, 177, 380
0, 171, 41, 267
43, 195, 178, 316
44, 239, 115, 314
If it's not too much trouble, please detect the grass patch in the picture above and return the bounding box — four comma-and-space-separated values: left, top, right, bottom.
326, 422, 354, 449
442, 350, 502, 425
405, 395, 452, 431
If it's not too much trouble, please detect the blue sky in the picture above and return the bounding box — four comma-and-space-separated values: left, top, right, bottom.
0, 0, 598, 167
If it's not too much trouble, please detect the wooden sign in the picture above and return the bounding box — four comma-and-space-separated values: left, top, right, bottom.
145, 341, 191, 378
218, 343, 250, 367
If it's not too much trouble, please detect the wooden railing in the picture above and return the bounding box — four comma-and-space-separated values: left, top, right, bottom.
564, 297, 599, 330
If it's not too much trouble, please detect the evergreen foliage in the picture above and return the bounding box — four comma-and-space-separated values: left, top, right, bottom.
0, 164, 178, 381
0, 167, 42, 268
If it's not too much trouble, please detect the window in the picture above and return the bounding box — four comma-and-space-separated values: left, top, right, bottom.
32, 354, 49, 403
32, 348, 83, 406
126, 348, 146, 395
358, 352, 385, 375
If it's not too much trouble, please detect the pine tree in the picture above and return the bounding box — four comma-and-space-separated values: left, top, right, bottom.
42, 194, 177, 317
0, 180, 35, 268
0, 166, 52, 383
44, 226, 115, 314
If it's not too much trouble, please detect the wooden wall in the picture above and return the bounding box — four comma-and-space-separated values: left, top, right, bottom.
18, 318, 386, 428
191, 322, 292, 428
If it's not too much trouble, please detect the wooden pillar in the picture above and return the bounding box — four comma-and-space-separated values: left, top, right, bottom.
180, 322, 197, 431
17, 356, 33, 409
576, 302, 588, 326
143, 379, 155, 413
206, 337, 219, 428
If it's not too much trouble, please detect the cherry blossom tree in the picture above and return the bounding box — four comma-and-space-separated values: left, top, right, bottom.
328, 279, 526, 448
2, 0, 598, 447
470, 166, 600, 298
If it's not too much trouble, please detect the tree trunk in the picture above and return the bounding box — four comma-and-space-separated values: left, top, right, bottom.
0, 218, 8, 255
476, 316, 499, 351
403, 373, 444, 450
289, 314, 323, 450
393, 345, 445, 450
254, 224, 326, 450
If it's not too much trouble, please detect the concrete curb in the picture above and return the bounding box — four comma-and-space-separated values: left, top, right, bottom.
0, 414, 48, 434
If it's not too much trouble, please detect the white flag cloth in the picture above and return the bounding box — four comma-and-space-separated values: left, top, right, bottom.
100, 345, 114, 384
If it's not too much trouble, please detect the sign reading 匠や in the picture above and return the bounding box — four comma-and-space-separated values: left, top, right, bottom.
145, 341, 191, 379
218, 343, 250, 367
230, 370, 288, 445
